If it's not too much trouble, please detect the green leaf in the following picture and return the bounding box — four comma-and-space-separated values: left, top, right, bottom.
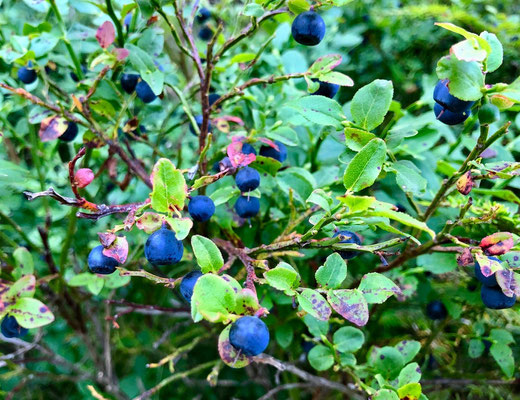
350, 79, 394, 131
150, 158, 187, 213
306, 189, 332, 213
191, 274, 236, 323
490, 343, 514, 377
308, 54, 342, 75
343, 138, 386, 193
191, 235, 224, 273
288, 0, 310, 15
275, 324, 294, 349
397, 383, 422, 400
210, 186, 241, 206
416, 253, 458, 274
327, 289, 369, 326
9, 297, 54, 328
87, 277, 104, 295
12, 247, 34, 280
6, 275, 36, 300
264, 262, 300, 295
397, 362, 422, 387
395, 340, 421, 363
468, 339, 484, 358
287, 95, 344, 128
344, 127, 376, 152
278, 167, 316, 203
481, 32, 503, 72
68, 273, 96, 287
471, 188, 520, 205
435, 22, 491, 53
490, 329, 515, 345
266, 126, 300, 146
308, 344, 335, 371
358, 273, 401, 304
103, 271, 131, 289
337, 195, 375, 213
243, 3, 264, 17
141, 69, 164, 96
164, 217, 193, 240
317, 71, 354, 87
303, 314, 329, 338
392, 160, 427, 195
315, 253, 347, 289
230, 53, 257, 64
297, 289, 331, 321
125, 43, 157, 74
436, 56, 484, 101
373, 389, 399, 400
249, 156, 282, 177
374, 346, 405, 379
333, 326, 364, 353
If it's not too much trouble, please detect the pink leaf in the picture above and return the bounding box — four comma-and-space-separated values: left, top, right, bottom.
480, 232, 514, 256
227, 138, 256, 168
258, 137, 279, 151
102, 236, 128, 264
98, 232, 116, 247
75, 168, 94, 188
114, 48, 129, 61
96, 21, 115, 49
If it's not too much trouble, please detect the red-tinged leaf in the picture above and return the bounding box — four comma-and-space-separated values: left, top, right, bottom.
218, 324, 251, 368
480, 232, 514, 256
75, 168, 94, 188
258, 137, 279, 151
215, 119, 230, 133
496, 270, 520, 297
39, 116, 68, 142
456, 171, 474, 195
136, 212, 164, 234
124, 209, 136, 231
457, 248, 474, 267
96, 21, 115, 49
327, 289, 369, 327
227, 138, 256, 168
214, 116, 245, 126
102, 236, 128, 264
98, 232, 117, 247
475, 252, 503, 277
113, 48, 129, 61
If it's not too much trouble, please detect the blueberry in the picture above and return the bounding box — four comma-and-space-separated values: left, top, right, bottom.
259, 141, 287, 163
70, 65, 87, 82
478, 104, 500, 125
199, 25, 213, 41
301, 340, 315, 353
234, 196, 260, 218
209, 93, 220, 106
229, 316, 270, 356
124, 12, 133, 27
188, 195, 215, 222
311, 79, 339, 99
426, 300, 447, 320
121, 73, 140, 94
144, 227, 184, 266
136, 80, 157, 103
88, 245, 119, 275
1, 315, 28, 338
434, 102, 470, 125
214, 156, 233, 172
59, 121, 78, 142
291, 11, 326, 46
180, 270, 203, 302
333, 230, 361, 260
197, 7, 211, 23
235, 167, 260, 192
18, 62, 37, 84
481, 285, 516, 309
433, 79, 474, 113
190, 115, 211, 135
241, 143, 256, 155
474, 256, 500, 287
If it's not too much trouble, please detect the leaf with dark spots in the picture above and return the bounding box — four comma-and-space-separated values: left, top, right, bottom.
457, 248, 474, 267
39, 116, 68, 142
496, 270, 520, 297
98, 232, 117, 247
136, 212, 164, 233
297, 289, 331, 321
327, 289, 369, 327
474, 252, 503, 277
8, 297, 54, 328
456, 171, 475, 195
227, 137, 256, 168
217, 324, 251, 368
480, 232, 514, 256
102, 236, 128, 264
96, 21, 115, 49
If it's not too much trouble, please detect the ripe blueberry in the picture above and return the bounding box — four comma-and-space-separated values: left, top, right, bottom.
259, 140, 287, 163
197, 7, 211, 23
88, 245, 119, 275
136, 80, 157, 103
474, 256, 500, 287
481, 285, 516, 309
213, 156, 233, 172
190, 115, 212, 135
333, 230, 361, 260
180, 270, 203, 302
241, 143, 256, 155
426, 300, 447, 320
199, 25, 213, 41
59, 121, 78, 142
291, 11, 326, 46
478, 103, 500, 125
145, 226, 184, 266
18, 62, 37, 84
209, 93, 220, 107
235, 167, 260, 192
188, 195, 216, 222
1, 315, 28, 338
121, 73, 140, 94
433, 79, 474, 113
434, 102, 470, 125
311, 79, 339, 99
235, 196, 260, 218
229, 316, 270, 356
124, 12, 132, 27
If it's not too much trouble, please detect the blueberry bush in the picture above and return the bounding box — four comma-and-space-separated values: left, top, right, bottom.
1, 0, 520, 399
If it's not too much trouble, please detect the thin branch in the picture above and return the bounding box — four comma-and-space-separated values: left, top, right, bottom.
258, 383, 314, 400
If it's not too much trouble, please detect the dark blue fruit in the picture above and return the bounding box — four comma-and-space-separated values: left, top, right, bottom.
209, 93, 220, 107
59, 121, 78, 142
197, 7, 211, 23
214, 156, 233, 172
190, 115, 211, 135
180, 270, 203, 302
188, 195, 215, 222
145, 227, 184, 265
229, 316, 270, 356
291, 11, 326, 46
311, 79, 339, 99
199, 25, 213, 41
136, 80, 157, 103
235, 167, 260, 192
259, 140, 287, 163
481, 285, 516, 309
433, 79, 474, 113
121, 73, 140, 94
124, 12, 132, 27
426, 300, 447, 320
1, 315, 28, 338
70, 65, 87, 82
241, 143, 256, 155
475, 256, 500, 287
434, 102, 470, 125
18, 62, 37, 84
235, 196, 260, 218
88, 245, 119, 275
333, 230, 361, 260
